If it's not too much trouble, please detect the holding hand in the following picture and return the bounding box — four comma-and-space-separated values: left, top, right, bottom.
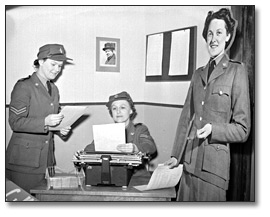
196, 123, 212, 139
117, 143, 139, 153
60, 126, 71, 136
164, 157, 178, 169
45, 114, 64, 126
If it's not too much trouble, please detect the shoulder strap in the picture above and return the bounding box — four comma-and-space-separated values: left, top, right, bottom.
18, 75, 31, 82
134, 123, 142, 128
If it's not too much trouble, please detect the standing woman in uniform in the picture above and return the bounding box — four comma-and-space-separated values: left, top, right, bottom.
6, 44, 72, 193
165, 8, 251, 201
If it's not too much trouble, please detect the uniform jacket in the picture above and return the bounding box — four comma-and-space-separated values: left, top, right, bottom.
84, 122, 157, 158
6, 72, 60, 174
172, 54, 251, 190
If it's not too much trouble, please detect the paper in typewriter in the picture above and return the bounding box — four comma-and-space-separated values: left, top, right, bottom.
134, 164, 183, 191
93, 123, 125, 152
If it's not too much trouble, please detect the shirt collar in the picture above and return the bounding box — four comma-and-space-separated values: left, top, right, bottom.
36, 71, 49, 87
210, 51, 225, 65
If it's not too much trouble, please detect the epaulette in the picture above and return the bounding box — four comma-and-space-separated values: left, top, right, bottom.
229, 59, 242, 65
134, 123, 143, 127
18, 75, 31, 82
198, 65, 205, 71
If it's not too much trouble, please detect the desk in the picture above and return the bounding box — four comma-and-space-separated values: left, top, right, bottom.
30, 174, 176, 201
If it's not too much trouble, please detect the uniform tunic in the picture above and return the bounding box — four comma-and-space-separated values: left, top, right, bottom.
6, 72, 60, 179
172, 54, 251, 200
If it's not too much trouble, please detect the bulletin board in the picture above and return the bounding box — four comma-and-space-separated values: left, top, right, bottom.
145, 26, 197, 82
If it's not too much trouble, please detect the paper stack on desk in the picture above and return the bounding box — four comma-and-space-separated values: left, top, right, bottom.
134, 164, 183, 191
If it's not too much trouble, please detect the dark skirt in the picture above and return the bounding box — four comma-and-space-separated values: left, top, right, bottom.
6, 169, 46, 194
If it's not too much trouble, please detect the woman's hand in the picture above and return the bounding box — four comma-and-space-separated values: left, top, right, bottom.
60, 126, 71, 136
45, 114, 64, 126
164, 157, 178, 169
73, 149, 83, 160
196, 123, 212, 139
117, 143, 139, 153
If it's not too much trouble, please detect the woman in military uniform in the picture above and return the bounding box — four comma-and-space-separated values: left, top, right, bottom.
6, 44, 73, 193
165, 8, 251, 201
84, 91, 157, 159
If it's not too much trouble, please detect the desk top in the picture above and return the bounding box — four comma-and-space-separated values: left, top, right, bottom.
30, 173, 176, 200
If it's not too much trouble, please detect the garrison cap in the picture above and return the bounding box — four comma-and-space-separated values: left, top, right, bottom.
37, 44, 73, 61
106, 91, 134, 108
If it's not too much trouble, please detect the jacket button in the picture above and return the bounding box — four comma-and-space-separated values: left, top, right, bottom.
217, 145, 220, 149
219, 90, 223, 95
50, 103, 53, 106
199, 117, 202, 121
45, 141, 49, 144
204, 86, 206, 90
201, 101, 204, 105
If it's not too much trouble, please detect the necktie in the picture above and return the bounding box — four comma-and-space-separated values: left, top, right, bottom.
207, 58, 216, 82
46, 81, 52, 96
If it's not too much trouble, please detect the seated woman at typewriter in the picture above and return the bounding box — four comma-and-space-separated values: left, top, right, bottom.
84, 91, 157, 160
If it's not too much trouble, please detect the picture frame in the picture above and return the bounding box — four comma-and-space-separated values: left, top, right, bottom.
96, 37, 120, 72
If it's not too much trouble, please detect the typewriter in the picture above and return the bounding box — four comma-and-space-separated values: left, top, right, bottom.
73, 151, 148, 188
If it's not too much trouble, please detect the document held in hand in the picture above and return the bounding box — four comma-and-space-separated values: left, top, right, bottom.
134, 164, 183, 191
93, 123, 125, 152
49, 106, 88, 131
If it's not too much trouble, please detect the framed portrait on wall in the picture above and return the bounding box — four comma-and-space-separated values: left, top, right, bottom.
96, 37, 120, 72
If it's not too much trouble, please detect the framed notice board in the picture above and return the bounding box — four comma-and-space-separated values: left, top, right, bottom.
145, 26, 197, 82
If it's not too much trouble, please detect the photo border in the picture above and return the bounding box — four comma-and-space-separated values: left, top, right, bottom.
96, 37, 120, 72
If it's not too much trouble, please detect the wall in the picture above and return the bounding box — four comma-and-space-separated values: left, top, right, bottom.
6, 6, 147, 104
5, 6, 227, 172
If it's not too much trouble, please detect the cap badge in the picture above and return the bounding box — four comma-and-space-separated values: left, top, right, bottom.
114, 94, 118, 98
59, 48, 63, 53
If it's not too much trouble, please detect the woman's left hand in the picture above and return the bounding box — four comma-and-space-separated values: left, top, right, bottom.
117, 143, 139, 153
60, 126, 71, 137
196, 123, 212, 139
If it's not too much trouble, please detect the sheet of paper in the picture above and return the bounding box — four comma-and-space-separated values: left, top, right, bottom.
93, 123, 125, 152
146, 33, 163, 76
134, 164, 183, 191
169, 29, 190, 76
49, 106, 88, 131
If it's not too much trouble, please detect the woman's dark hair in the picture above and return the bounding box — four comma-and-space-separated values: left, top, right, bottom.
33, 59, 40, 68
108, 101, 137, 121
33, 58, 48, 69
202, 8, 237, 49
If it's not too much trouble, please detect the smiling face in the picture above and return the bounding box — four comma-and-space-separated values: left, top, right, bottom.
207, 18, 231, 57
111, 100, 132, 127
38, 58, 63, 81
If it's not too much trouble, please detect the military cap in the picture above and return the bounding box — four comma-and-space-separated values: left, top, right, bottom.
37, 44, 73, 61
106, 91, 134, 108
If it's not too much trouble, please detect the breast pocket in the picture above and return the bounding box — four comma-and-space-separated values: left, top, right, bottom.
9, 139, 43, 168
207, 85, 231, 113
